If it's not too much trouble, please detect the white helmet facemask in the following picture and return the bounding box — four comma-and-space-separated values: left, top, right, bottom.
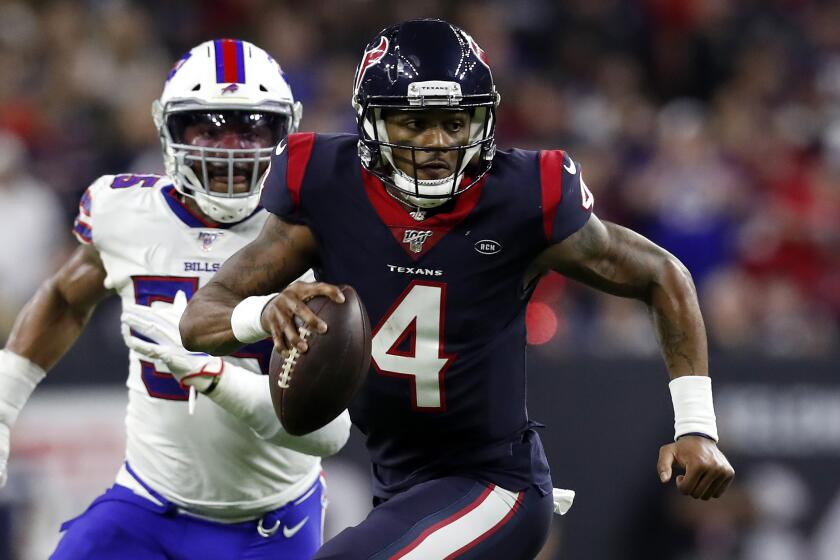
152, 40, 302, 223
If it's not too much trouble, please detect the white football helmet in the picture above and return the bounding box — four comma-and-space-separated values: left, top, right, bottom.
152, 39, 302, 223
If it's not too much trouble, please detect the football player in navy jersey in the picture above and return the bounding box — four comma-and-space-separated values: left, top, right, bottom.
182, 19, 735, 559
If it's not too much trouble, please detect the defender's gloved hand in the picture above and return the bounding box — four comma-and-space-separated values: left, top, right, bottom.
121, 291, 222, 393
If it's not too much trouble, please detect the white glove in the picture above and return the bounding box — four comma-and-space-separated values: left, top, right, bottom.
121, 291, 223, 410
0, 350, 46, 487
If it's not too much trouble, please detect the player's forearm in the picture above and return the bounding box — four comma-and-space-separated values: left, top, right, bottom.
648, 257, 708, 378
182, 218, 316, 354
6, 279, 95, 371
180, 279, 244, 355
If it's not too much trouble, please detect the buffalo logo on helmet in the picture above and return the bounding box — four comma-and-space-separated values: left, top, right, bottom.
221, 83, 240, 94
354, 36, 389, 93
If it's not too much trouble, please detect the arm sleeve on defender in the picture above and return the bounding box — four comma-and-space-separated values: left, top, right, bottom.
259, 133, 316, 224
263, 410, 351, 458
207, 361, 350, 457
539, 150, 595, 245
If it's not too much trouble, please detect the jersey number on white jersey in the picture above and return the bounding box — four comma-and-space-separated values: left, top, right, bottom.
133, 276, 200, 400
132, 275, 271, 400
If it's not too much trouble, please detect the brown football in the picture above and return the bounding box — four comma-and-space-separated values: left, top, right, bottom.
268, 285, 371, 436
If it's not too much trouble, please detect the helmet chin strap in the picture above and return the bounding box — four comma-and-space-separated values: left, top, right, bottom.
192, 190, 259, 223
391, 169, 458, 209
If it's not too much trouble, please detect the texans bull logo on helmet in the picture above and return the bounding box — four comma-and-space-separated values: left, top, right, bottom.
353, 36, 389, 94
464, 32, 490, 69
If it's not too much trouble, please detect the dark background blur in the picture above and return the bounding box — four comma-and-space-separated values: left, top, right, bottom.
0, 1, 838, 559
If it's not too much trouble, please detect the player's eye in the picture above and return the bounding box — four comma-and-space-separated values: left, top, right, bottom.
445, 120, 465, 133
403, 119, 423, 131
192, 127, 215, 140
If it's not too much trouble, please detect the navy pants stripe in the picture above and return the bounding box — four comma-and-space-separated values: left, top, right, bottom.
316, 477, 552, 560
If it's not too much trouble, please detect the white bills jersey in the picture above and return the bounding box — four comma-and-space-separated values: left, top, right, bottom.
73, 173, 319, 520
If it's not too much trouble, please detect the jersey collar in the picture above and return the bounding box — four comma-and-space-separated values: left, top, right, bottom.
360, 169, 487, 259
161, 185, 260, 229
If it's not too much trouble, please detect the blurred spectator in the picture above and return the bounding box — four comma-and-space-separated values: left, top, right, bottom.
0, 0, 836, 357
0, 131, 65, 340
625, 99, 747, 286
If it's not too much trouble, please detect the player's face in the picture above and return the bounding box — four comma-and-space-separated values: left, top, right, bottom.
182, 114, 276, 194
383, 109, 472, 181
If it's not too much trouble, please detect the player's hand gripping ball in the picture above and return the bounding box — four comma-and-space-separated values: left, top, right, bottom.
268, 285, 371, 435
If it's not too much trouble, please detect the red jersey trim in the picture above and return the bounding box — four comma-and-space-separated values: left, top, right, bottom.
360, 168, 486, 259
538, 150, 565, 241
286, 133, 316, 209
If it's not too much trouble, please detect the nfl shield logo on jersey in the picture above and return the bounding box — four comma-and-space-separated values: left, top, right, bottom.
403, 230, 433, 253
198, 231, 224, 252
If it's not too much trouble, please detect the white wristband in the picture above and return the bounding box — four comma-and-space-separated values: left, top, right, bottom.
669, 375, 719, 442
230, 294, 277, 344
0, 350, 46, 426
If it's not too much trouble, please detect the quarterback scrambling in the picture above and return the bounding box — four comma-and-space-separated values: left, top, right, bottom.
0, 39, 349, 559
182, 20, 734, 559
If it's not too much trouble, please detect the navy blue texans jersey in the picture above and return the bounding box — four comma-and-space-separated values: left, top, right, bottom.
260, 133, 593, 497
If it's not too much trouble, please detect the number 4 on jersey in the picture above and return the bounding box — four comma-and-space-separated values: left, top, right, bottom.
371, 281, 455, 411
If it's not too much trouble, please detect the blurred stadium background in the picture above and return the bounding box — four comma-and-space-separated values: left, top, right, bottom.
1, 0, 838, 558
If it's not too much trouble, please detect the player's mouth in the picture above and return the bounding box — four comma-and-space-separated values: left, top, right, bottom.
415, 160, 452, 180
207, 166, 251, 193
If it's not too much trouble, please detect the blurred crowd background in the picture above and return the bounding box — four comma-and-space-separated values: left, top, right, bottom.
1, 0, 839, 355
0, 1, 838, 559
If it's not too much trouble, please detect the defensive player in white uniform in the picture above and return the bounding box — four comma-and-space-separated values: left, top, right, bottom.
0, 39, 350, 559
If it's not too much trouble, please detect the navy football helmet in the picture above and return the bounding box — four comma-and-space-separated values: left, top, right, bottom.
352, 19, 500, 208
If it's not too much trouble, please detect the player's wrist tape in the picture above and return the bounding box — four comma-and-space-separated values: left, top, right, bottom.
230, 294, 278, 344
0, 350, 46, 426
669, 375, 719, 442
